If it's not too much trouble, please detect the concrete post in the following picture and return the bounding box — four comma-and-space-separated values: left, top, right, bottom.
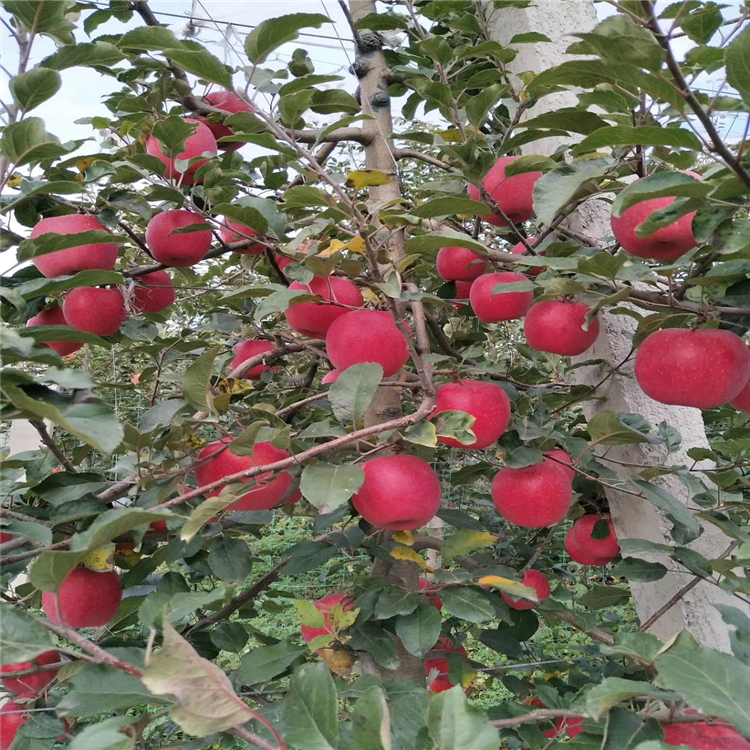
484, 0, 749, 650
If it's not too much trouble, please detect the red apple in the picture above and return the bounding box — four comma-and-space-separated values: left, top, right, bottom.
425, 638, 467, 693
545, 449, 575, 482
523, 698, 568, 739
0, 651, 60, 695
611, 179, 699, 261
200, 91, 254, 151
300, 593, 354, 645
62, 287, 126, 336
436, 246, 488, 281
431, 380, 511, 449
352, 455, 441, 530
419, 578, 443, 610
469, 271, 533, 323
30, 214, 118, 279
635, 328, 750, 409
326, 310, 410, 378
285, 276, 364, 338
492, 462, 572, 528
145, 210, 212, 267
565, 515, 619, 566
194, 438, 294, 511
149, 519, 168, 533
501, 569, 550, 611
467, 156, 542, 226
731, 348, 750, 413
131, 270, 175, 313
0, 699, 29, 750
42, 566, 122, 628
455, 280, 473, 299
663, 718, 750, 749
0, 532, 12, 544
145, 118, 217, 183
512, 238, 543, 276
219, 218, 265, 254
524, 300, 600, 356
26, 305, 83, 357
231, 340, 276, 380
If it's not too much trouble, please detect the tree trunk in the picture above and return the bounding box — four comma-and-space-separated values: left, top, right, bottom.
350, 0, 424, 684
483, 0, 750, 651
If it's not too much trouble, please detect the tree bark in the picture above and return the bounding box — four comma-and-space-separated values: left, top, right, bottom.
483, 0, 750, 651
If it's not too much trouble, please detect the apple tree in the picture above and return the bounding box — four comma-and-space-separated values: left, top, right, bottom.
2, 1, 750, 749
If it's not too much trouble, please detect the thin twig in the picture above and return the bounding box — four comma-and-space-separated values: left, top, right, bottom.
30, 421, 76, 473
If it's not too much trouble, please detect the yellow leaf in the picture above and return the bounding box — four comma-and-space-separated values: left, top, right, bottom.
361, 288, 381, 304
347, 236, 366, 255
317, 239, 346, 258
392, 530, 414, 546
478, 575, 538, 602
82, 544, 116, 571
346, 169, 392, 190
114, 546, 142, 569
461, 667, 478, 688
442, 530, 497, 561
76, 157, 97, 173
319, 647, 355, 676
7, 173, 22, 188
390, 545, 433, 572
439, 129, 463, 143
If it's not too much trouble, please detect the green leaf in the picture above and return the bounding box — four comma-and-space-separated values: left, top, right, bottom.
310, 88, 360, 115
412, 197, 491, 218
612, 172, 709, 217
182, 346, 221, 411
0, 117, 68, 168
519, 108, 608, 134
40, 42, 125, 70
246, 13, 332, 64
600, 632, 664, 664
328, 363, 383, 424
632, 480, 702, 546
574, 125, 702, 154
442, 531, 497, 561
18, 230, 121, 262
465, 83, 507, 128
236, 642, 306, 686
656, 637, 750, 736
10, 67, 61, 112
117, 25, 188, 51
439, 588, 494, 624
395, 604, 441, 657
180, 496, 237, 542
402, 420, 437, 447
58, 661, 156, 717
351, 686, 393, 750
141, 620, 255, 737
433, 410, 476, 446
17, 269, 124, 300
348, 624, 400, 670
207, 536, 253, 583
164, 47, 232, 89
68, 717, 136, 750
283, 663, 339, 750
726, 25, 750, 108
716, 605, 750, 664
588, 410, 656, 446
30, 508, 175, 591
611, 557, 668, 582
533, 158, 612, 226
579, 585, 631, 609
300, 462, 365, 510
427, 686, 499, 750
0, 603, 54, 664
586, 677, 672, 720
211, 622, 249, 654
404, 231, 489, 256
151, 116, 198, 158
572, 14, 664, 70
138, 399, 188, 433
3, 0, 76, 44
2, 374, 124, 455
228, 420, 268, 456
139, 588, 228, 628
374, 586, 420, 619
21, 325, 110, 349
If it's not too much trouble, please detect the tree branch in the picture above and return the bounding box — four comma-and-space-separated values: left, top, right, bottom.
641, 0, 750, 190
189, 563, 285, 633
30, 420, 77, 473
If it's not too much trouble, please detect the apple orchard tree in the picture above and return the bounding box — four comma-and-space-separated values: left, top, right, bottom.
4, 0, 750, 748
